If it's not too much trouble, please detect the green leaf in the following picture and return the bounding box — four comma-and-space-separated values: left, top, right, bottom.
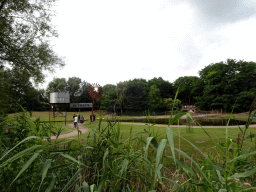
229, 168, 256, 178
0, 136, 41, 161
206, 164, 226, 172
58, 152, 85, 166
9, 150, 43, 189
154, 139, 166, 188
168, 112, 187, 126
174, 148, 210, 184
97, 172, 108, 192
103, 148, 109, 165
229, 151, 256, 163
166, 156, 197, 179
0, 145, 43, 168
167, 127, 176, 163
82, 181, 90, 192
155, 139, 166, 170
45, 175, 56, 192
172, 132, 210, 161
144, 137, 154, 158
61, 168, 82, 192
39, 159, 52, 191
150, 137, 159, 149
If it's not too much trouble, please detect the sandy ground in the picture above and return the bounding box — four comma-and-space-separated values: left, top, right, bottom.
50, 123, 89, 139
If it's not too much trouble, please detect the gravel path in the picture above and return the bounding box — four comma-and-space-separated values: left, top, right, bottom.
51, 121, 256, 139
50, 123, 89, 139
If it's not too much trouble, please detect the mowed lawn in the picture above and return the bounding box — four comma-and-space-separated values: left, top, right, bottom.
8, 111, 256, 158
65, 120, 256, 159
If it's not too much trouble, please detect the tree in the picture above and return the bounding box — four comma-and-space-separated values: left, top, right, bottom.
0, 0, 64, 83
0, 67, 10, 113
148, 77, 174, 99
115, 81, 128, 115
101, 84, 117, 111
66, 77, 82, 102
148, 84, 163, 111
77, 81, 93, 103
163, 98, 182, 111
125, 78, 149, 112
1, 68, 43, 112
197, 59, 256, 112
46, 77, 67, 98
173, 76, 204, 105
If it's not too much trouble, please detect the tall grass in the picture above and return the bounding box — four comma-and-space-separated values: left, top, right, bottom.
1, 100, 256, 191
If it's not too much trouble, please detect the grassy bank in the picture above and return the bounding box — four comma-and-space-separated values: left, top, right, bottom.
1, 109, 256, 191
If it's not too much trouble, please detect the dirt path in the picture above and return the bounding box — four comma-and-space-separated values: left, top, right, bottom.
50, 123, 89, 139
51, 121, 256, 139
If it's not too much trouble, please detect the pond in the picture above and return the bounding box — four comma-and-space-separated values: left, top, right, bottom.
114, 118, 250, 126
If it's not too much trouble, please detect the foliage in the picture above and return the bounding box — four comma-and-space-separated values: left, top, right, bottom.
0, 68, 47, 112
148, 84, 163, 111
100, 84, 117, 111
0, 0, 64, 83
1, 101, 256, 191
0, 0, 64, 113
148, 77, 174, 99
46, 77, 67, 96
173, 76, 204, 105
197, 59, 256, 112
125, 78, 149, 111
163, 98, 182, 111
0, 107, 84, 191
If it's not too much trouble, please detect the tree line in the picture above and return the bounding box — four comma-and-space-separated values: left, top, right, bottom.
44, 59, 256, 114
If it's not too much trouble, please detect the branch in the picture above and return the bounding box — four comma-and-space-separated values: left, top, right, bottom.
0, 0, 8, 12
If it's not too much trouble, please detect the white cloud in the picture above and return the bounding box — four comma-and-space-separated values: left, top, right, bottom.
40, 0, 256, 90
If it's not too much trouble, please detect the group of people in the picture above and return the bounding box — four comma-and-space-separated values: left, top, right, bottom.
73, 114, 84, 128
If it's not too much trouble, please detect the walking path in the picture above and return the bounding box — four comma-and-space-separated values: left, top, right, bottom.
50, 123, 89, 140
50, 121, 256, 140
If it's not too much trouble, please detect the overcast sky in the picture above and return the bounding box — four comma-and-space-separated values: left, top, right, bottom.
40, 0, 256, 89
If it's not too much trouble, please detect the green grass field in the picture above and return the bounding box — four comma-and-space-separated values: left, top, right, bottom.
8, 111, 256, 158
56, 119, 256, 159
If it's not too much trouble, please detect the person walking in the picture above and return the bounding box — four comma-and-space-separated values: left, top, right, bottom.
80, 115, 84, 125
74, 115, 78, 129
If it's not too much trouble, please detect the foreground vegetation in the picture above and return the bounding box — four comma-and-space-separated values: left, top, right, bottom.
1, 107, 256, 191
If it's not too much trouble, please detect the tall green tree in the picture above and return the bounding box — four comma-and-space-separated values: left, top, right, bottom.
77, 81, 93, 103
0, 0, 64, 113
1, 68, 43, 112
46, 77, 67, 98
197, 59, 256, 112
101, 84, 117, 111
66, 77, 82, 102
115, 81, 128, 115
148, 84, 163, 111
125, 78, 149, 112
0, 0, 64, 83
173, 76, 204, 105
148, 77, 174, 99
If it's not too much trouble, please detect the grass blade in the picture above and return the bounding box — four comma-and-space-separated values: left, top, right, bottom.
167, 127, 176, 163
39, 159, 52, 191
9, 150, 43, 189
61, 168, 82, 192
45, 175, 56, 192
229, 168, 256, 178
154, 139, 166, 188
0, 136, 41, 161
